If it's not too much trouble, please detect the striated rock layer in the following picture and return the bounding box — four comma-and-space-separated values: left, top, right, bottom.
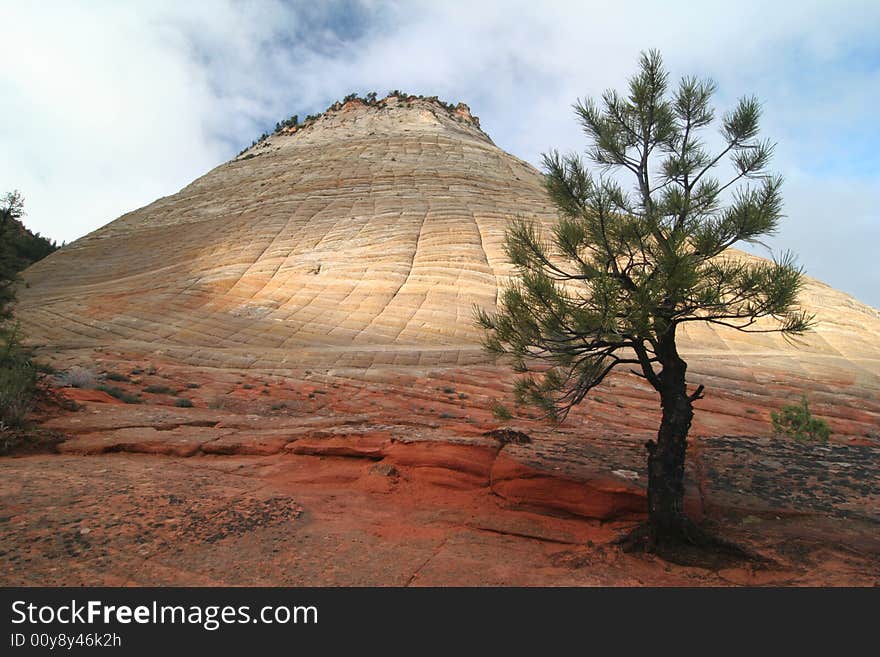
8, 95, 880, 585
18, 97, 880, 405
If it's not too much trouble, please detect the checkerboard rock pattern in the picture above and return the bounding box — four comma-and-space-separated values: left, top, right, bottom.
18, 98, 880, 392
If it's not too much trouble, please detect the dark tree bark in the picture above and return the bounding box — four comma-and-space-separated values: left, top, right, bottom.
645, 329, 695, 545
621, 329, 753, 561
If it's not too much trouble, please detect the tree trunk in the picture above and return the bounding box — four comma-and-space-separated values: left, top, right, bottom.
645, 334, 694, 546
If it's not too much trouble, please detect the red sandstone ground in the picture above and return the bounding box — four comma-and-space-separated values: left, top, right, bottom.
1, 349, 878, 586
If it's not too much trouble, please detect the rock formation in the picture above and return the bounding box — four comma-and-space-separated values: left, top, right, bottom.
18, 95, 880, 388
6, 96, 880, 585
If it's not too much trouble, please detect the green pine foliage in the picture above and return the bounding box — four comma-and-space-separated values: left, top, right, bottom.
96, 385, 142, 404
1, 191, 59, 321
477, 50, 811, 421
771, 397, 831, 442
0, 324, 36, 428
275, 114, 299, 132
0, 191, 59, 431
491, 400, 513, 421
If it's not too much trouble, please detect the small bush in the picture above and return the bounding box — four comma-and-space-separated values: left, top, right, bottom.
442, 387, 455, 394
59, 365, 96, 388
275, 114, 298, 132
174, 398, 193, 408
97, 385, 142, 404
186, 382, 201, 389
143, 384, 174, 395
491, 401, 513, 421
771, 397, 830, 442
104, 372, 130, 382
0, 328, 37, 427
0, 362, 36, 427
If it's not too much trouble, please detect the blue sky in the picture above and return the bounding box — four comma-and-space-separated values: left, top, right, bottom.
1, 0, 878, 307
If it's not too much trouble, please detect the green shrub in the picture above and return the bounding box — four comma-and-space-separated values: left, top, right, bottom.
97, 385, 142, 404
0, 327, 36, 427
0, 193, 59, 442
0, 361, 36, 427
174, 398, 193, 408
143, 384, 174, 395
275, 114, 298, 132
771, 397, 831, 442
491, 401, 513, 421
104, 372, 130, 382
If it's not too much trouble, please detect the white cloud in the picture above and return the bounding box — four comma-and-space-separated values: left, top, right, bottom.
1, 2, 224, 242
1, 0, 878, 305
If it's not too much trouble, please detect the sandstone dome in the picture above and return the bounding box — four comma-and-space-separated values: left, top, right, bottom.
17, 95, 880, 395
9, 95, 880, 589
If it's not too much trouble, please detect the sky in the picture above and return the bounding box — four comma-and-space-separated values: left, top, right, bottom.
1, 0, 878, 307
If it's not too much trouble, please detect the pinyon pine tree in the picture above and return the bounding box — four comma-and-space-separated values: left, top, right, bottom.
477, 50, 811, 552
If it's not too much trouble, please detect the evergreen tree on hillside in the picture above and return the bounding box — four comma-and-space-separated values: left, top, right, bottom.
0, 191, 26, 322
477, 51, 811, 555
1, 190, 57, 432
0, 190, 58, 321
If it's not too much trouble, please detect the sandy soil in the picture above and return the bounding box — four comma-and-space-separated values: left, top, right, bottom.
2, 351, 878, 586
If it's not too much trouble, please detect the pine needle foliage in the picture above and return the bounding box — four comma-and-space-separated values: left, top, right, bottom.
477, 50, 812, 422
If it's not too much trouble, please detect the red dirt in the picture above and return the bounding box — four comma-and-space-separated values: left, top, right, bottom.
1, 351, 878, 586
